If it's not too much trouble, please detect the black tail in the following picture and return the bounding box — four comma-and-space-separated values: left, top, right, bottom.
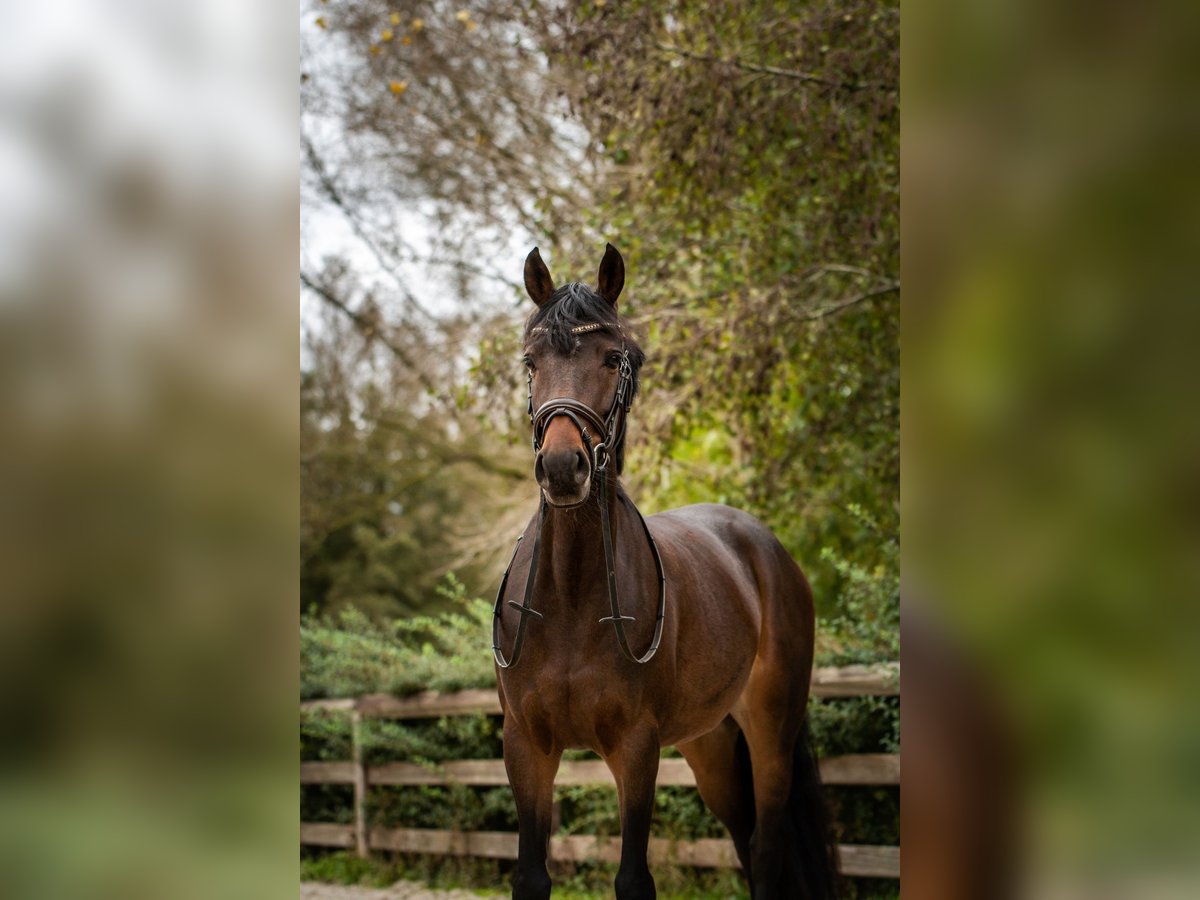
731, 728, 757, 876
782, 723, 843, 900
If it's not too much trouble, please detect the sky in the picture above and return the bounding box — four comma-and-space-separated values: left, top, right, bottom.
298, 4, 542, 372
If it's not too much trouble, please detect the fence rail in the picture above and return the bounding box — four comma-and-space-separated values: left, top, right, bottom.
300, 663, 900, 879
299, 823, 901, 879
300, 663, 900, 719
301, 753, 899, 789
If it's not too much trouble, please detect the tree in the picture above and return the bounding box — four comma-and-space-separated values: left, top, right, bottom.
300, 1, 592, 617
530, 0, 900, 629
300, 0, 900, 648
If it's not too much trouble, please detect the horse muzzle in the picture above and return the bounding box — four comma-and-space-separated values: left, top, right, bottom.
534, 444, 591, 506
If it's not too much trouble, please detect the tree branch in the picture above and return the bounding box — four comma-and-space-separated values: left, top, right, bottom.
302, 133, 439, 324
375, 415, 527, 483
655, 43, 878, 92
300, 271, 446, 400
794, 282, 900, 322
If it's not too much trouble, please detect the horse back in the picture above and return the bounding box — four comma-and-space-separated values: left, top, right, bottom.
649, 502, 813, 628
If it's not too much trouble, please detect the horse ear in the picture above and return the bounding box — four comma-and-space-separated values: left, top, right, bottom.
523, 247, 555, 307
597, 243, 624, 307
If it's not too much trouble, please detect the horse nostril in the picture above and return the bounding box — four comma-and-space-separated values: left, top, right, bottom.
535, 446, 590, 497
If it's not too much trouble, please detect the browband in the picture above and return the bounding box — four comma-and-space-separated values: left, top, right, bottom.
529, 322, 606, 335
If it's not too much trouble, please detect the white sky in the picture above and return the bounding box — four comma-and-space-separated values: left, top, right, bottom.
298, 5, 540, 370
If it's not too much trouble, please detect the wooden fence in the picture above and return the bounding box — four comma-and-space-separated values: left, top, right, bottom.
301, 663, 899, 880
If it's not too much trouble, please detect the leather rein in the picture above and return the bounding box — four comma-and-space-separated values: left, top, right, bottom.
492, 324, 667, 669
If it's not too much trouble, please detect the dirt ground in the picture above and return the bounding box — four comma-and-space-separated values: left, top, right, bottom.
301, 881, 505, 900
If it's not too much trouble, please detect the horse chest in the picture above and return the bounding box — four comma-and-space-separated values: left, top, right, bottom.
505, 666, 645, 755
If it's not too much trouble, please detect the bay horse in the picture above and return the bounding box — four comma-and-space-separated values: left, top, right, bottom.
493, 244, 839, 900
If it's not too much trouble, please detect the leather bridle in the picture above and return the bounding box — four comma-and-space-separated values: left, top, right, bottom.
492, 322, 667, 668
527, 323, 632, 472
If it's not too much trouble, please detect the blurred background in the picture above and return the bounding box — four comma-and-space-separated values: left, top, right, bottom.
2, 0, 1198, 898
0, 2, 298, 899
905, 0, 1200, 896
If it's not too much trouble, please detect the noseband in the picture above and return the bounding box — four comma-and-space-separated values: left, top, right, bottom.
493, 322, 667, 668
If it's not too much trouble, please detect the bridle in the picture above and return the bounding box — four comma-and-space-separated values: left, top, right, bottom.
528, 325, 632, 471
492, 321, 667, 668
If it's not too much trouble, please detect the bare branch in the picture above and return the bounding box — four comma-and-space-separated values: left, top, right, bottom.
302, 133, 439, 324
654, 43, 880, 92
300, 271, 445, 400
793, 282, 900, 322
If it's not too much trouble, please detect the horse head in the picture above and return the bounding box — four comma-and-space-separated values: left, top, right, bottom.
521, 243, 645, 507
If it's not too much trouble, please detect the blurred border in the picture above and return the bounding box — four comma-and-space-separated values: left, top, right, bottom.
904, 0, 1200, 896
0, 3, 298, 898
4, 0, 1200, 897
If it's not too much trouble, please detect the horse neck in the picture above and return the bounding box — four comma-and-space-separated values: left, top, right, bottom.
539, 479, 636, 609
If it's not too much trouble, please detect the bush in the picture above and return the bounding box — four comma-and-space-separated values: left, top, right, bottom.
301, 575, 496, 700
818, 504, 899, 666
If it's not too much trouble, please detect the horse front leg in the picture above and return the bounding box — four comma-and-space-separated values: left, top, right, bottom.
606, 725, 661, 900
503, 719, 561, 900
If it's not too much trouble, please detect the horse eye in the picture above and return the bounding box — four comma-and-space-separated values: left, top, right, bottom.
604, 352, 622, 369
522, 356, 535, 371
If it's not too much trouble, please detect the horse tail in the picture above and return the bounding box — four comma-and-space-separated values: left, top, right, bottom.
783, 720, 843, 900
731, 727, 757, 876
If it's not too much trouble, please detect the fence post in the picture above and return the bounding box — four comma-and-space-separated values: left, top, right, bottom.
351, 709, 369, 858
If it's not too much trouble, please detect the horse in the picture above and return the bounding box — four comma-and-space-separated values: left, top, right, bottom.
493, 244, 840, 900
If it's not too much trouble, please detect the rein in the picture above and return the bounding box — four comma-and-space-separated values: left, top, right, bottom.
492, 324, 667, 669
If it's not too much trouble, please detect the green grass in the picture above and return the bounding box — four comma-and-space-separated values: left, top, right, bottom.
301, 851, 898, 898
301, 851, 402, 888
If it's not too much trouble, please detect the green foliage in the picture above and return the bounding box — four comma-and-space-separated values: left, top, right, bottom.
300, 328, 521, 623
300, 576, 496, 700
300, 850, 402, 888
555, 785, 619, 837
556, 784, 728, 841
535, 0, 899, 619
368, 784, 518, 833
300, 710, 353, 760
362, 714, 503, 766
817, 504, 899, 664
653, 787, 730, 841
808, 696, 900, 758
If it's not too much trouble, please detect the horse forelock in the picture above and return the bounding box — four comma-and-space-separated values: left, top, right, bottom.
527, 282, 643, 368
523, 281, 646, 473
525, 283, 619, 351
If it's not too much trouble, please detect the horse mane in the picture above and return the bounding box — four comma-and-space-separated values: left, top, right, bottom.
524, 282, 646, 403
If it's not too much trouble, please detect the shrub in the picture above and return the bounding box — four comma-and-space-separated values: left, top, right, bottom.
301, 575, 496, 700
818, 504, 899, 666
